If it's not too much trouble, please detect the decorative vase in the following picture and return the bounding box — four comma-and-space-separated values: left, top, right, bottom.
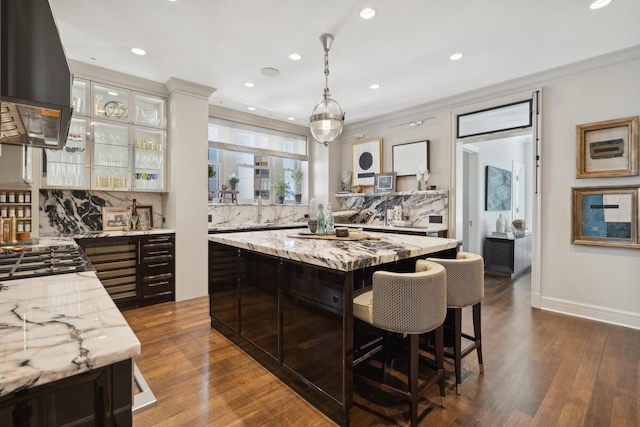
496, 214, 506, 233
230, 182, 237, 190
221, 184, 228, 191
356, 184, 363, 193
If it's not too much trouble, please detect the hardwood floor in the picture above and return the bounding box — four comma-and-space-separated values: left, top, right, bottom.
124, 272, 640, 426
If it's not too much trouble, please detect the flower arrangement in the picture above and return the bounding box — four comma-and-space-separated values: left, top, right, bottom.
228, 173, 240, 184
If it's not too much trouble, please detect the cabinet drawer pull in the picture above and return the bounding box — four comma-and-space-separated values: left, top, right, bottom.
148, 250, 169, 256
148, 263, 169, 268
149, 280, 169, 287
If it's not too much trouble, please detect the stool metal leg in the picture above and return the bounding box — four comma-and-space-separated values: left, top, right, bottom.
453, 307, 463, 395
473, 302, 484, 374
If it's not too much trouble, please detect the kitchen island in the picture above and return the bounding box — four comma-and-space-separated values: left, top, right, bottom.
208, 229, 458, 426
0, 269, 141, 425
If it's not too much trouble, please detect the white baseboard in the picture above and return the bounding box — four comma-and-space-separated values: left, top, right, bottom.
540, 296, 640, 331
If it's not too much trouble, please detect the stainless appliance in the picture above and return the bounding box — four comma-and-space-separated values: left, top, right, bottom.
0, 0, 72, 150
0, 245, 92, 281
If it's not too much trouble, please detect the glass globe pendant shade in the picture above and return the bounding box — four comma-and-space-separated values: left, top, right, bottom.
310, 98, 344, 146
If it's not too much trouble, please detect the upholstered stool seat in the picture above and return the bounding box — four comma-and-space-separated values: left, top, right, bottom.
353, 261, 447, 427
425, 251, 484, 394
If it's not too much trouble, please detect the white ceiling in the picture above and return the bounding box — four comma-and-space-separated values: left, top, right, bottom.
49, 0, 640, 126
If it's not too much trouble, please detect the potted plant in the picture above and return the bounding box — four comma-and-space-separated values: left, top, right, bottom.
273, 178, 291, 204
208, 164, 216, 179
228, 173, 240, 190
291, 168, 303, 203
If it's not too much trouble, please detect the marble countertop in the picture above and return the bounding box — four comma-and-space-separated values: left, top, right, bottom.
0, 271, 141, 397
208, 229, 458, 272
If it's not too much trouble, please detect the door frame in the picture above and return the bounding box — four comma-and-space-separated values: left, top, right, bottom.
450, 88, 542, 308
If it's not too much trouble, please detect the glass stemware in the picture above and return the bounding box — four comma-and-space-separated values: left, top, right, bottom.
130, 215, 139, 231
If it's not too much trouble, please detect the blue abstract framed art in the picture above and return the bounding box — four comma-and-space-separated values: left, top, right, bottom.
485, 166, 511, 211
572, 186, 639, 248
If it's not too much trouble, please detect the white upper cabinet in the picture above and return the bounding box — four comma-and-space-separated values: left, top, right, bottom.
42, 76, 168, 192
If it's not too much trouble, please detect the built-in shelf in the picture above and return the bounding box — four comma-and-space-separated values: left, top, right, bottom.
335, 190, 447, 198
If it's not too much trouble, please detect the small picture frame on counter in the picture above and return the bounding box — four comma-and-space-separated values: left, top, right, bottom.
136, 206, 153, 229
102, 207, 131, 231
374, 172, 396, 193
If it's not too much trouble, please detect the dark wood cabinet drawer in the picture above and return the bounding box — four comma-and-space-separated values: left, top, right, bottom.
141, 272, 174, 299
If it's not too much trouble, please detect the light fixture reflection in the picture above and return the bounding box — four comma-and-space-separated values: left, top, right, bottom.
309, 33, 345, 146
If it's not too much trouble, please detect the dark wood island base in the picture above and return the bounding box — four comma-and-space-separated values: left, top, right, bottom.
208, 232, 458, 426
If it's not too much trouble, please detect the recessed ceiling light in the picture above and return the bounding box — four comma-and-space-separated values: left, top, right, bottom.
107, 91, 118, 96
260, 67, 280, 77
370, 84, 380, 90
244, 82, 254, 88
248, 107, 256, 111
450, 52, 464, 61
168, 0, 178, 2
590, 0, 612, 9
360, 7, 376, 19
131, 47, 146, 56
288, 117, 295, 121
288, 53, 302, 61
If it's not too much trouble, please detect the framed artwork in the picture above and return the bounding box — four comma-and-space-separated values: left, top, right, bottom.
576, 116, 639, 178
374, 172, 396, 193
392, 140, 430, 176
572, 186, 639, 248
352, 139, 382, 187
102, 207, 131, 231
485, 166, 512, 211
136, 205, 154, 229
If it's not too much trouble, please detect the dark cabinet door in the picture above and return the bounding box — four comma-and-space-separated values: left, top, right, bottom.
209, 241, 242, 332
0, 359, 132, 427
239, 251, 280, 359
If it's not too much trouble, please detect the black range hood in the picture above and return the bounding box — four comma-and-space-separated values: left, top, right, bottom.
1, 0, 72, 150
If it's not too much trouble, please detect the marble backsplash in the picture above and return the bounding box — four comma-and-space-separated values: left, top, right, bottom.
336, 190, 448, 227
39, 190, 163, 236
208, 203, 309, 228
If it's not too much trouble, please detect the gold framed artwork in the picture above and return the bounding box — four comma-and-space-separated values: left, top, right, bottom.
102, 207, 131, 231
572, 185, 639, 249
576, 116, 639, 178
352, 139, 382, 187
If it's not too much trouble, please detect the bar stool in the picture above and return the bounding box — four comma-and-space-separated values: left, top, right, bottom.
425, 251, 484, 394
353, 261, 447, 427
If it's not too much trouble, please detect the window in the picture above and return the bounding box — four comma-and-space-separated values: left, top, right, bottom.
208, 118, 308, 203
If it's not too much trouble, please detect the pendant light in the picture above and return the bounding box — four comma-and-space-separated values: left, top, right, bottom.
309, 33, 345, 146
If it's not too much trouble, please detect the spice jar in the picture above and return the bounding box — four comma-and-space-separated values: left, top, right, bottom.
0, 207, 7, 217
17, 207, 24, 218
0, 192, 6, 203
25, 192, 31, 203
25, 207, 31, 218
8, 207, 15, 218
8, 192, 15, 203
18, 192, 24, 203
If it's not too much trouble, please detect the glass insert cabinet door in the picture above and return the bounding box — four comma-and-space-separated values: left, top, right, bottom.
133, 128, 165, 191
133, 92, 166, 128
72, 78, 89, 116
92, 121, 131, 190
91, 82, 131, 123
43, 117, 90, 188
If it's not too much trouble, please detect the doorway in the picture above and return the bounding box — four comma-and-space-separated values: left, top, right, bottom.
452, 90, 542, 308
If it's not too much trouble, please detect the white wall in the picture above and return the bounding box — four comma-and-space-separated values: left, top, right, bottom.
341, 46, 640, 329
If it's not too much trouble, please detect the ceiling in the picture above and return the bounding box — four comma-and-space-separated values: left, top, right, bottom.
49, 0, 640, 127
